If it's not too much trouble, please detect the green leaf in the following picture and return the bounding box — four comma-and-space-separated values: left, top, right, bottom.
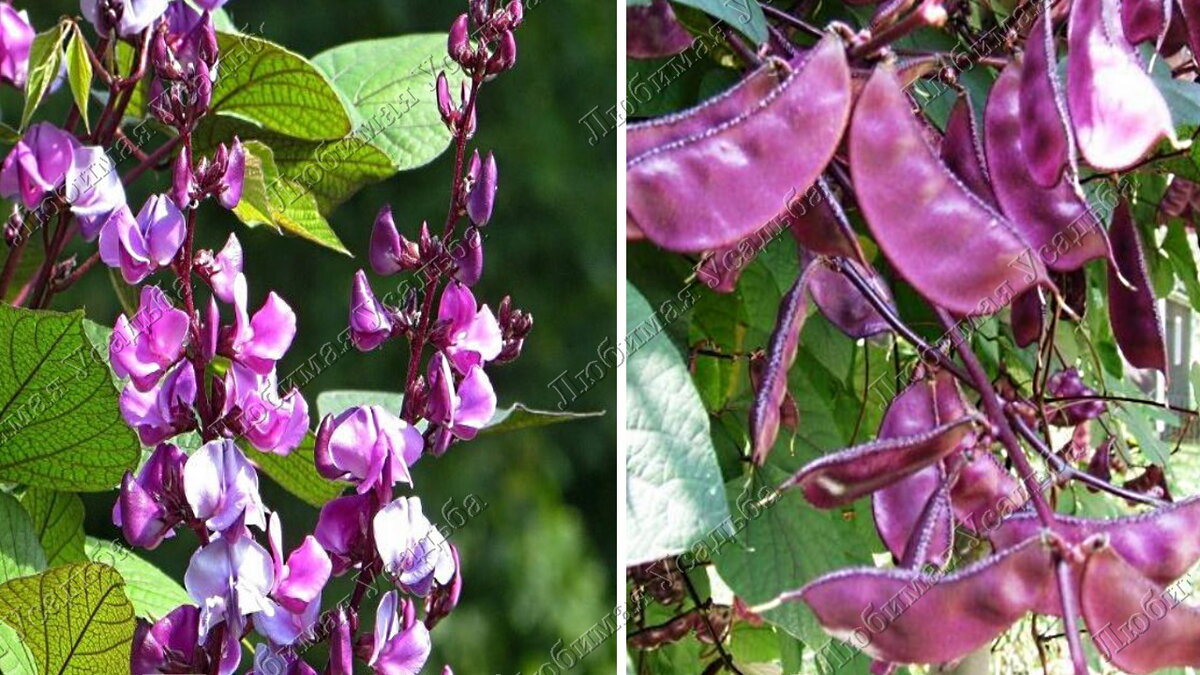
65, 26, 92, 134
627, 281, 730, 564
0, 618, 36, 675
316, 389, 405, 419
0, 562, 136, 675
0, 123, 20, 145
18, 489, 85, 566
211, 31, 352, 141
1, 214, 41, 305
1155, 73, 1200, 127
482, 403, 606, 435
312, 34, 461, 171
1163, 220, 1200, 313
0, 492, 45, 584
245, 433, 344, 508
0, 306, 140, 491
670, 0, 768, 45
84, 537, 189, 621
21, 22, 66, 129
225, 140, 350, 255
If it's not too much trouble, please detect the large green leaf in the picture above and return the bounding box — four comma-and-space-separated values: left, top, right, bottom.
0, 563, 136, 675
312, 34, 461, 171
211, 32, 351, 141
84, 537, 189, 622
482, 403, 606, 435
1163, 219, 1200, 313
21, 22, 66, 129
316, 389, 405, 419
0, 492, 45, 585
671, 0, 768, 45
0, 306, 140, 491
246, 433, 344, 508
19, 489, 85, 566
0, 618, 35, 675
627, 282, 730, 565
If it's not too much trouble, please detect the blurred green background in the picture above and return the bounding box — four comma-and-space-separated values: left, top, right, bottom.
17, 1, 617, 673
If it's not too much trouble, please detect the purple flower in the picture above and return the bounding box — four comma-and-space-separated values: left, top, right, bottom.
110, 285, 190, 391
132, 604, 209, 675
65, 145, 126, 222
254, 513, 331, 646
113, 442, 188, 549
184, 533, 275, 675
81, 0, 170, 37
349, 269, 393, 351
451, 226, 483, 286
373, 497, 456, 597
436, 282, 501, 371
315, 405, 422, 493
218, 138, 245, 209
222, 363, 309, 455
328, 609, 353, 675
119, 359, 197, 445
193, 0, 233, 10
465, 150, 497, 227
0, 122, 77, 209
98, 194, 186, 284
250, 644, 318, 675
368, 591, 432, 675
370, 205, 420, 276
183, 438, 268, 534
208, 233, 243, 303
427, 352, 496, 443
314, 493, 373, 576
425, 544, 462, 629
0, 5, 34, 87
227, 273, 298, 374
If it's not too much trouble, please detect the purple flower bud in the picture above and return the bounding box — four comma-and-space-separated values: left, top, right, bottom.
81, 0, 170, 38
219, 138, 245, 209
452, 226, 484, 286
184, 438, 268, 534
110, 285, 190, 391
466, 151, 496, 226
171, 146, 193, 208
315, 405, 423, 493
227, 273, 297, 374
436, 72, 455, 128
488, 30, 517, 74
506, 1, 524, 28
448, 13, 471, 66
349, 269, 393, 351
315, 493, 374, 576
132, 605, 209, 675
113, 442, 188, 549
470, 0, 489, 26
369, 591, 432, 675
192, 60, 213, 116
201, 296, 219, 362
250, 645, 317, 675
197, 11, 219, 67
0, 122, 78, 209
151, 28, 181, 81
0, 5, 34, 88
119, 359, 197, 445
424, 544, 461, 629
328, 608, 354, 675
370, 205, 417, 276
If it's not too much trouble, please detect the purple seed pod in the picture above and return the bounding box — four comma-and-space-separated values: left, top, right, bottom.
850, 64, 1049, 316
1160, 177, 1196, 220
627, 0, 695, 59
627, 35, 851, 254
1124, 464, 1172, 502
1107, 199, 1168, 375
898, 480, 955, 568
1019, 2, 1076, 188
789, 534, 1057, 665
749, 262, 818, 465
780, 414, 979, 509
807, 259, 893, 339
1055, 268, 1089, 318
985, 58, 1110, 273
1067, 0, 1177, 171
466, 151, 497, 226
948, 449, 1022, 533
871, 0, 919, 30
1121, 0, 1171, 44
1080, 536, 1200, 673
1085, 437, 1113, 489
940, 93, 996, 207
748, 353, 799, 433
784, 177, 868, 265
1010, 288, 1044, 348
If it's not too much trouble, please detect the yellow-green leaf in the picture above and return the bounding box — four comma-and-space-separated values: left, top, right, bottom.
0, 492, 45, 584
19, 489, 85, 566
22, 22, 67, 130
84, 537, 189, 622
65, 26, 92, 134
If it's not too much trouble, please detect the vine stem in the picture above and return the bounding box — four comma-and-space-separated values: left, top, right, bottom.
123, 135, 183, 185
0, 230, 28, 300
681, 571, 742, 675
1055, 557, 1090, 675
1047, 394, 1199, 417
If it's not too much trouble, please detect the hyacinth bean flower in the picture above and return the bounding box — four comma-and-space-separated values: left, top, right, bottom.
426, 351, 496, 444
65, 145, 126, 222
222, 362, 309, 455
315, 492, 374, 576
465, 150, 497, 227
132, 604, 210, 675
119, 359, 197, 445
81, 0, 170, 37
369, 591, 433, 675
370, 205, 420, 276
184, 532, 275, 675
374, 497, 456, 597
109, 285, 190, 391
0, 122, 77, 209
315, 404, 423, 493
0, 4, 33, 87
349, 269, 393, 351
250, 644, 318, 675
98, 194, 186, 284
254, 513, 331, 646
208, 233, 243, 304
184, 438, 268, 534
218, 138, 245, 209
436, 281, 502, 371
226, 273, 298, 374
113, 442, 188, 549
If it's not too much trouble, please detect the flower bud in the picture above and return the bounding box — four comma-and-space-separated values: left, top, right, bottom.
171, 146, 193, 209
470, 0, 489, 26
506, 1, 524, 28
151, 28, 183, 81
329, 608, 354, 675
487, 30, 517, 74
191, 61, 213, 117
197, 11, 219, 67
448, 14, 472, 66
424, 544, 462, 628
466, 152, 497, 226
218, 138, 245, 210
3, 209, 21, 247
436, 72, 455, 128
349, 269, 393, 351
452, 226, 484, 286
369, 205, 410, 276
